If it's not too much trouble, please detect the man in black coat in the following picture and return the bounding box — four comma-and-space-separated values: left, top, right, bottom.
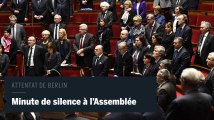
24, 36, 45, 76
114, 42, 133, 77
156, 69, 176, 112
48, 14, 66, 41
73, 24, 94, 68
175, 14, 193, 56
195, 21, 214, 67
204, 52, 214, 100
166, 68, 213, 120
10, 0, 29, 23
92, 45, 109, 77
171, 37, 191, 83
145, 14, 164, 44
31, 0, 48, 23
55, 0, 72, 24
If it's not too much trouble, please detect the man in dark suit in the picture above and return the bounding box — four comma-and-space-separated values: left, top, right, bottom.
114, 42, 133, 77
48, 14, 66, 41
47, 0, 57, 17
73, 24, 94, 68
102, 112, 144, 120
195, 21, 214, 67
31, 0, 48, 23
152, 45, 165, 76
145, 14, 164, 44
204, 52, 214, 100
80, 0, 93, 10
156, 69, 176, 112
55, 0, 72, 24
10, 0, 29, 23
100, 0, 117, 22
7, 15, 26, 51
166, 68, 213, 120
171, 37, 191, 83
92, 45, 109, 77
24, 36, 45, 76
175, 14, 193, 56
172, 0, 188, 12
97, 1, 113, 29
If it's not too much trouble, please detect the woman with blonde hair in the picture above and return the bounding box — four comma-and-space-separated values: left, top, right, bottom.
55, 29, 71, 64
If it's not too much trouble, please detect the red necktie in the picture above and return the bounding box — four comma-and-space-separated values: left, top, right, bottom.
79, 37, 83, 49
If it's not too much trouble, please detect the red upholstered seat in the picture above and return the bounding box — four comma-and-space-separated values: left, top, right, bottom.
191, 47, 197, 64
7, 65, 19, 77
196, 15, 207, 26
198, 4, 213, 11
207, 15, 214, 27
192, 29, 201, 44
110, 39, 118, 55
61, 66, 91, 77
112, 25, 121, 38
147, 3, 153, 11
16, 51, 24, 77
188, 14, 198, 26
24, 25, 43, 38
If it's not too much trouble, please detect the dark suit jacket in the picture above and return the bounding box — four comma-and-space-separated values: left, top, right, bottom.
172, 0, 188, 10
142, 64, 154, 77
166, 89, 213, 120
132, 1, 147, 23
79, 0, 93, 9
101, 0, 117, 21
97, 10, 113, 29
47, 0, 57, 14
10, 0, 29, 22
188, 0, 199, 10
44, 51, 61, 72
132, 47, 149, 73
92, 54, 109, 77
55, 0, 72, 23
205, 69, 214, 100
55, 39, 71, 63
73, 33, 94, 67
161, 33, 175, 59
145, 22, 164, 44
171, 47, 191, 78
120, 9, 136, 29
48, 23, 66, 40
96, 27, 112, 53
151, 58, 163, 76
0, 54, 9, 78
7, 24, 26, 50
195, 32, 214, 67
32, 0, 48, 21
102, 112, 144, 120
114, 51, 133, 76
24, 45, 45, 76
175, 25, 193, 55
157, 81, 176, 112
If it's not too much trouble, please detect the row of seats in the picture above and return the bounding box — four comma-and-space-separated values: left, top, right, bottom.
198, 3, 214, 11
188, 12, 214, 27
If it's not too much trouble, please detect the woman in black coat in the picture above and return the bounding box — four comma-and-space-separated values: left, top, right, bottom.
96, 18, 112, 54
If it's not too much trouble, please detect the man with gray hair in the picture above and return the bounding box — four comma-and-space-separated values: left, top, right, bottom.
97, 1, 113, 29
166, 68, 213, 120
204, 52, 214, 100
114, 42, 133, 76
171, 37, 191, 83
152, 45, 165, 75
195, 21, 214, 67
73, 23, 94, 68
156, 69, 176, 112
145, 13, 164, 44
48, 14, 66, 41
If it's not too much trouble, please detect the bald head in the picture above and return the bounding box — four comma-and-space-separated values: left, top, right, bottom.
120, 30, 129, 40
94, 45, 103, 56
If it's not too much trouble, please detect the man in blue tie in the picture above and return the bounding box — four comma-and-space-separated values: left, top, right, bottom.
171, 37, 191, 84
175, 14, 193, 56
